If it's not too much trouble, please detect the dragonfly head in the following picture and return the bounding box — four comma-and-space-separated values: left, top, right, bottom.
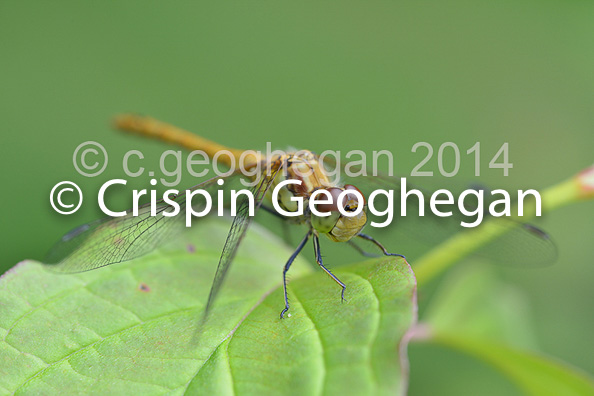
310, 184, 367, 242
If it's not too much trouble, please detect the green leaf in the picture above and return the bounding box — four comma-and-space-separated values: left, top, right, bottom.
0, 217, 416, 395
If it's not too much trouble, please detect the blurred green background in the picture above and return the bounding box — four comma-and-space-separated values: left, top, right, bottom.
1, 1, 592, 394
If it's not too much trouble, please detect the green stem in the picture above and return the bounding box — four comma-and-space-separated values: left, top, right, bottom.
414, 166, 594, 286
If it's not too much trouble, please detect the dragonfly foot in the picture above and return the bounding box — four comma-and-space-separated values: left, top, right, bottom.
280, 307, 289, 319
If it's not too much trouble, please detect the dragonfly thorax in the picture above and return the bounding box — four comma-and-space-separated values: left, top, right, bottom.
269, 150, 368, 242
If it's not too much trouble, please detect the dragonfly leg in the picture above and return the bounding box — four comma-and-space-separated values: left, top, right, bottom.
280, 230, 312, 319
313, 234, 347, 303
356, 233, 406, 259
261, 204, 285, 219
347, 240, 380, 258
261, 204, 293, 245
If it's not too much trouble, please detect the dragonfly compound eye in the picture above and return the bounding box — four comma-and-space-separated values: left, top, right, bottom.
310, 187, 343, 233
344, 184, 366, 206
310, 186, 368, 241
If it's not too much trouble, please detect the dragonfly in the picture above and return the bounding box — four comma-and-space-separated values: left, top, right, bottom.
46, 115, 557, 319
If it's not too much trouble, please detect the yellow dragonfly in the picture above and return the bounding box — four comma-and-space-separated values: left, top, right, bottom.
46, 115, 557, 319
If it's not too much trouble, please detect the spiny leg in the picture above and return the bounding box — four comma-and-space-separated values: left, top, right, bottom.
280, 230, 312, 319
261, 204, 285, 219
356, 233, 406, 259
313, 234, 347, 303
261, 204, 293, 245
347, 240, 379, 258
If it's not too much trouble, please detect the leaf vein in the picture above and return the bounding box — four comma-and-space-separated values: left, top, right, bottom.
12, 306, 195, 394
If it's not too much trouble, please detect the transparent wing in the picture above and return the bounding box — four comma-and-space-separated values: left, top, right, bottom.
45, 172, 244, 273
202, 161, 285, 318
320, 157, 557, 266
